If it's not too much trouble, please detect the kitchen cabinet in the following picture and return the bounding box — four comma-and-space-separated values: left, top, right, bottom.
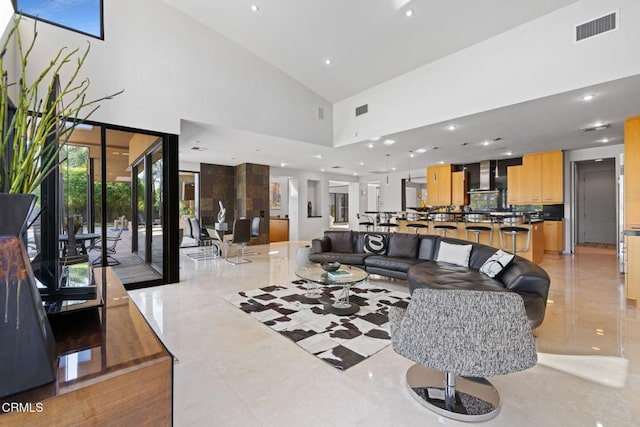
542, 150, 563, 203
543, 220, 564, 253
510, 150, 563, 205
426, 164, 453, 206
625, 116, 640, 308
451, 171, 469, 206
507, 165, 523, 205
269, 218, 289, 242
522, 153, 542, 203
625, 117, 640, 228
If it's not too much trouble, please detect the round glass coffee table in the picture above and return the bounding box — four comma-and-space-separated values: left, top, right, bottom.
295, 264, 368, 315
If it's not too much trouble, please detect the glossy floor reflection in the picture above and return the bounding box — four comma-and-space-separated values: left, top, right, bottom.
129, 243, 640, 427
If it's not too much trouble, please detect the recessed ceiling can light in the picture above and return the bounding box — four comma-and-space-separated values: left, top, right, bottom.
405, 9, 414, 17
324, 59, 332, 66
370, 136, 381, 141
353, 172, 357, 176
483, 141, 490, 146
384, 139, 395, 145
581, 94, 595, 101
416, 148, 426, 153
359, 161, 364, 166
314, 154, 323, 159
250, 4, 259, 12
505, 151, 513, 156
280, 162, 286, 167
320, 168, 325, 172
438, 161, 444, 165
368, 143, 374, 148
602, 138, 610, 143
447, 124, 457, 131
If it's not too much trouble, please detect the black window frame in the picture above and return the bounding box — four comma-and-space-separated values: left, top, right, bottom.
12, 0, 105, 40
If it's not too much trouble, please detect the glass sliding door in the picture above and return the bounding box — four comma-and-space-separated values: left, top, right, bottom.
133, 161, 146, 261
150, 147, 163, 270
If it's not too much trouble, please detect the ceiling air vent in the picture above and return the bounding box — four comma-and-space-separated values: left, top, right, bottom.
331, 166, 343, 169
355, 104, 368, 117
575, 11, 617, 42
583, 123, 610, 132
190, 146, 207, 151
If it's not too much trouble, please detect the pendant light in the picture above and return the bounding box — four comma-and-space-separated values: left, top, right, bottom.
495, 158, 500, 178
407, 151, 413, 183
386, 154, 390, 185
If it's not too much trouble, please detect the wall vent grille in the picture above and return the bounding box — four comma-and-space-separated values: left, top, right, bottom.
575, 12, 617, 42
355, 104, 368, 116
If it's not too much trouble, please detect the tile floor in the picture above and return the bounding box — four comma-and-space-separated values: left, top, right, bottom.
129, 242, 640, 427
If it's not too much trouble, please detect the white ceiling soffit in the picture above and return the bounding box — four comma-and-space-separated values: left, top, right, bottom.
179, 73, 640, 177
160, 0, 579, 102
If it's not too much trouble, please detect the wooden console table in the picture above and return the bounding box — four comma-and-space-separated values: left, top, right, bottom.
270, 217, 289, 242
0, 268, 173, 425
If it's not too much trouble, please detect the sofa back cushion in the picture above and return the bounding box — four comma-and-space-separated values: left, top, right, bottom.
387, 233, 419, 258
325, 230, 353, 253
363, 233, 389, 254
418, 235, 439, 260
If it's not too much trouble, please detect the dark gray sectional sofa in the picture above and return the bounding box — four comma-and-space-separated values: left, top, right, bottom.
309, 230, 550, 328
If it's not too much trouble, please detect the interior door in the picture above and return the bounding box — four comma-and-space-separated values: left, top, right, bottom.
577, 161, 616, 244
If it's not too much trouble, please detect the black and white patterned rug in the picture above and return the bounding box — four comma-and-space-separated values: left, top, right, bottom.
224, 281, 411, 371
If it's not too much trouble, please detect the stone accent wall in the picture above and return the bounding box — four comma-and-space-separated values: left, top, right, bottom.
200, 164, 235, 227
200, 162, 270, 245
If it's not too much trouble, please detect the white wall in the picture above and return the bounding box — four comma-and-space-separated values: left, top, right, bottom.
564, 143, 625, 253
17, 0, 333, 145
179, 161, 201, 172
359, 171, 406, 212
334, 0, 640, 147
270, 167, 358, 241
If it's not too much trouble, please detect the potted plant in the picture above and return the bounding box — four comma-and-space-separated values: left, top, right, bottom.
0, 16, 121, 398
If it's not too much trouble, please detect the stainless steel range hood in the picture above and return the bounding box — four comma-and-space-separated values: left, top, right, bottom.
471, 160, 497, 192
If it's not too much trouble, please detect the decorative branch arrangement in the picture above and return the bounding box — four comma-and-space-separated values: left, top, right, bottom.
0, 16, 123, 194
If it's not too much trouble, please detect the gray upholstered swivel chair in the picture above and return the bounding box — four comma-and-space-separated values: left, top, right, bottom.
226, 218, 252, 264
390, 288, 537, 422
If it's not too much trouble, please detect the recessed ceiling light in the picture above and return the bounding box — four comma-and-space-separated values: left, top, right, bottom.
416, 148, 426, 153
384, 139, 395, 146
505, 151, 513, 156
581, 94, 595, 101
314, 154, 323, 159
324, 59, 332, 66
320, 168, 325, 172
438, 161, 444, 165
353, 172, 357, 176
359, 161, 364, 166
280, 162, 286, 167
405, 9, 414, 17
601, 138, 610, 143
447, 124, 457, 131
250, 4, 259, 12
409, 152, 415, 158
483, 140, 491, 146
392, 167, 396, 171
368, 143, 374, 148
370, 136, 381, 141
595, 158, 603, 162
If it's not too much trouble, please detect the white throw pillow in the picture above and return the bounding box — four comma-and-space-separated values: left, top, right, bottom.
436, 242, 473, 267
480, 250, 515, 278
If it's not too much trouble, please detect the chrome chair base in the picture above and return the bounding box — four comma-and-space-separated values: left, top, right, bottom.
406, 364, 500, 422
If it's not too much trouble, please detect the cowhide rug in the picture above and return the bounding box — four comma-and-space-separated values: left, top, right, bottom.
224, 281, 411, 371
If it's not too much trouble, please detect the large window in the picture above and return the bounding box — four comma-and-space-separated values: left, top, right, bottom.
16, 0, 103, 39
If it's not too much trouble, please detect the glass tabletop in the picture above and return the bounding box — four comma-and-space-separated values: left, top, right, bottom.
295, 264, 368, 286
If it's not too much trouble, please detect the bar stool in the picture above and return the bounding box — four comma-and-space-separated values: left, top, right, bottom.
379, 213, 399, 233
433, 214, 458, 238
499, 219, 531, 255
406, 223, 429, 234
465, 216, 493, 243
357, 214, 375, 231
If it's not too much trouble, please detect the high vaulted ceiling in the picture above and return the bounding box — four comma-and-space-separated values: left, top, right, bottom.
162, 0, 578, 102
168, 0, 640, 176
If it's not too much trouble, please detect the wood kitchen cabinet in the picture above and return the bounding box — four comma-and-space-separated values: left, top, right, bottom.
624, 116, 640, 307
509, 150, 563, 205
507, 165, 523, 205
543, 220, 564, 253
451, 171, 469, 206
522, 152, 542, 203
542, 150, 563, 203
426, 164, 453, 206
